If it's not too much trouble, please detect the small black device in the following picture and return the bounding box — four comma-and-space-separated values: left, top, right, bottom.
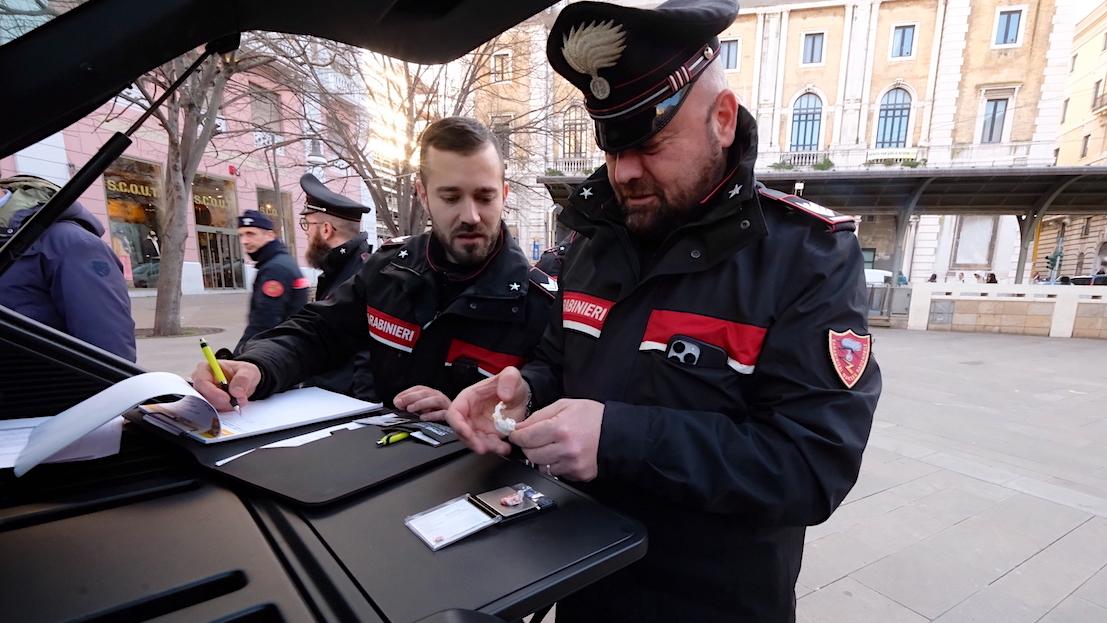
665, 334, 728, 368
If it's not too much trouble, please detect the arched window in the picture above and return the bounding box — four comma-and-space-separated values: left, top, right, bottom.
1076, 252, 1086, 275
875, 88, 912, 148
562, 105, 588, 159
790, 93, 822, 152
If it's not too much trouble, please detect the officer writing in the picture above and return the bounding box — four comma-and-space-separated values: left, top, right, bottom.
446, 1, 881, 621
232, 209, 309, 354
296, 173, 374, 399
192, 117, 555, 421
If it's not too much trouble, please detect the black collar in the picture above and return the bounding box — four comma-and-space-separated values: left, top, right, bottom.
322, 233, 368, 274
249, 238, 287, 264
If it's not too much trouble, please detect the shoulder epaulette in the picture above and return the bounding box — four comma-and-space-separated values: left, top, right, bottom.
380, 235, 412, 248
757, 186, 856, 233
528, 265, 558, 298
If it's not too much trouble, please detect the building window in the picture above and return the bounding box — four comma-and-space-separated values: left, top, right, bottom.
491, 52, 511, 82
562, 105, 588, 159
1102, 32, 1107, 51
491, 114, 512, 160
1072, 54, 1078, 73
1053, 148, 1060, 165
994, 9, 1022, 46
875, 88, 912, 148
802, 33, 824, 65
1082, 217, 1092, 237
861, 248, 876, 269
1062, 98, 1069, 124
891, 25, 915, 58
257, 188, 295, 256
790, 93, 823, 151
249, 84, 281, 131
952, 215, 999, 269
193, 175, 245, 290
1076, 252, 1087, 275
104, 158, 163, 289
720, 39, 739, 71
1081, 134, 1091, 158
980, 98, 1009, 144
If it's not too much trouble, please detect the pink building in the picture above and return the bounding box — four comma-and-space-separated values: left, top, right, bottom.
0, 79, 371, 295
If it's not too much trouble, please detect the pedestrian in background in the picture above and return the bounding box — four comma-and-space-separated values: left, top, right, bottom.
0, 175, 135, 361
232, 209, 309, 354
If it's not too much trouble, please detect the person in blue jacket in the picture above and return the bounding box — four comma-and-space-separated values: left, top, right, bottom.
0, 175, 136, 361
232, 209, 309, 354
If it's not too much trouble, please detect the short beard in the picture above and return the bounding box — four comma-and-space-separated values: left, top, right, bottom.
432, 222, 501, 267
618, 130, 724, 243
306, 233, 330, 269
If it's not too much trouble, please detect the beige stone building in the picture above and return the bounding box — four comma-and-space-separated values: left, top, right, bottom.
1037, 2, 1107, 279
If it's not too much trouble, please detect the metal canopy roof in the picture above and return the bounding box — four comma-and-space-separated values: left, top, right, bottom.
540, 167, 1107, 216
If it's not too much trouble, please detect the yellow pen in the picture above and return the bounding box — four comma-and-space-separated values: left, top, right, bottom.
377, 431, 410, 447
200, 338, 239, 422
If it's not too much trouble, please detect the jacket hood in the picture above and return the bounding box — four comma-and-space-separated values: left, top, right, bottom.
2, 175, 106, 240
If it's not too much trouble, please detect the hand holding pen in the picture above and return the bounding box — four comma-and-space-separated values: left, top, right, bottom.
191, 340, 261, 413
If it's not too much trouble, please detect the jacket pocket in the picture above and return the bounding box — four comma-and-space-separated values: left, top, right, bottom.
636, 348, 750, 414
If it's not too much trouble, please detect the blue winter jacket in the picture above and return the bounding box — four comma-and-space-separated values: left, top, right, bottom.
0, 201, 137, 362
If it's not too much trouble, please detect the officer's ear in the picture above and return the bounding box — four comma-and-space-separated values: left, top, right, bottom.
415, 176, 428, 206
711, 89, 739, 151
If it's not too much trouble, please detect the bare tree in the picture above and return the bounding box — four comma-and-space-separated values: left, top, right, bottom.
217, 28, 571, 238
102, 43, 272, 335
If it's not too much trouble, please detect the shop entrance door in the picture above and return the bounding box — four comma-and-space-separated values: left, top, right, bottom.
197, 227, 245, 289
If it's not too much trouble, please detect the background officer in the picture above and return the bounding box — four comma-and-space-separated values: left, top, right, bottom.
192, 117, 555, 422
232, 209, 308, 354
446, 1, 881, 621
298, 173, 374, 398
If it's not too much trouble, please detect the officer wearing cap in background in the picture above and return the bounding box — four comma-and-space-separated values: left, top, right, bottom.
297, 173, 375, 398
192, 117, 556, 422
232, 209, 309, 355
446, 1, 881, 621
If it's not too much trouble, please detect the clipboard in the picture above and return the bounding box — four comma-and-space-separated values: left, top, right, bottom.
131, 410, 468, 505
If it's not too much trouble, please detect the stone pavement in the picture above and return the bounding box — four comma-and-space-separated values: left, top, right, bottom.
132, 294, 1107, 622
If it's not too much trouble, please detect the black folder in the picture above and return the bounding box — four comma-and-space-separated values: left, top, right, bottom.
132, 411, 468, 505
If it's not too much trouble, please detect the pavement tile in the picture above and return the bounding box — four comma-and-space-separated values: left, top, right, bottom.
843, 457, 943, 503
797, 578, 927, 623
1037, 597, 1107, 623
1006, 477, 1107, 518
932, 518, 1105, 622
967, 493, 1091, 543
798, 532, 886, 590
1073, 566, 1107, 609
851, 516, 1045, 618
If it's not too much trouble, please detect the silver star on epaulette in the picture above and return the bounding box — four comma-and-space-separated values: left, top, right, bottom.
509, 282, 521, 291
398, 249, 409, 258
339, 248, 347, 254
728, 184, 743, 199
580, 187, 593, 199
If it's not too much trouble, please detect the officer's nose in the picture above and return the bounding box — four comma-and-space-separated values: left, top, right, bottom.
608, 149, 644, 186
458, 198, 481, 225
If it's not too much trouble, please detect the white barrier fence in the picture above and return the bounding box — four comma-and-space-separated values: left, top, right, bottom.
907, 283, 1107, 339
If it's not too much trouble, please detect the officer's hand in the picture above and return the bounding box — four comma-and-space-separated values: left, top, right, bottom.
393, 385, 451, 422
510, 399, 603, 482
445, 366, 529, 456
190, 360, 261, 412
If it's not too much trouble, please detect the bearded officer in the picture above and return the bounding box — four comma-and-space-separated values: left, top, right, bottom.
192, 117, 556, 421
297, 173, 375, 398
233, 209, 309, 355
446, 1, 881, 621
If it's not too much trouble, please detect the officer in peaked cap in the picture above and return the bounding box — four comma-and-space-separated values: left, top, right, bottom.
445, 1, 881, 621
233, 209, 308, 355
297, 173, 374, 398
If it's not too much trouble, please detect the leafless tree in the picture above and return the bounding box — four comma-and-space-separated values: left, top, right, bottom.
217, 29, 572, 238
101, 43, 273, 335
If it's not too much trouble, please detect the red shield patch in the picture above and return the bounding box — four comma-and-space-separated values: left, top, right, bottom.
261, 280, 285, 298
828, 329, 871, 389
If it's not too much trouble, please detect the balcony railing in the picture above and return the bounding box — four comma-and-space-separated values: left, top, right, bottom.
1094, 92, 1107, 114
759, 141, 1054, 171
550, 156, 599, 176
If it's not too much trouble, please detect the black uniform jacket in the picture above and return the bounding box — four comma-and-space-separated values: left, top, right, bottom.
234, 239, 308, 354
301, 233, 375, 399
238, 227, 556, 405
522, 109, 881, 622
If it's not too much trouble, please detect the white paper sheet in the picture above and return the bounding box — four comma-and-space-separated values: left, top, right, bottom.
14, 371, 192, 476
212, 420, 368, 467
1, 417, 123, 470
